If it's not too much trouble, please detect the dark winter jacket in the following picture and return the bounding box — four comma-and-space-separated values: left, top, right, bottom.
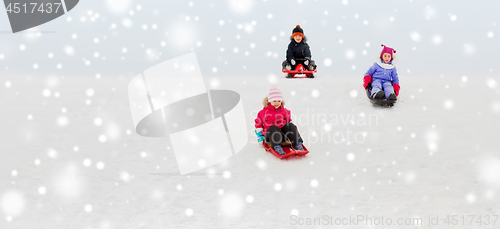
286, 40, 311, 62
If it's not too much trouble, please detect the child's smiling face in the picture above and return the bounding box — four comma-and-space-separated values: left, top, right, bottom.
270, 100, 282, 108
382, 53, 392, 64
293, 35, 303, 43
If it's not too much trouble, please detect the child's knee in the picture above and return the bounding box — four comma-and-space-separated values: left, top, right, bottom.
371, 81, 382, 89
268, 125, 280, 131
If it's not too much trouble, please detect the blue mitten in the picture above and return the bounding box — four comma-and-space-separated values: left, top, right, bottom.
255, 129, 264, 142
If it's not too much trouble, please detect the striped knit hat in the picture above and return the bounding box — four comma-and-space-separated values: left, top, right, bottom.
268, 88, 283, 102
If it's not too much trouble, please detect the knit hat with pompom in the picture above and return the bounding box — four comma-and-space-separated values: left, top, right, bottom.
380, 44, 396, 59
291, 25, 304, 38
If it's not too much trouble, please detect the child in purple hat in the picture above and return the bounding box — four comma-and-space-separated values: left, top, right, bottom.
363, 44, 400, 100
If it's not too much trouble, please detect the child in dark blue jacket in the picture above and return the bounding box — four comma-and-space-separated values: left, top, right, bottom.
282, 25, 316, 71
363, 44, 400, 101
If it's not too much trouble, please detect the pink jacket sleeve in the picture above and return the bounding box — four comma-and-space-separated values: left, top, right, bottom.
255, 109, 265, 129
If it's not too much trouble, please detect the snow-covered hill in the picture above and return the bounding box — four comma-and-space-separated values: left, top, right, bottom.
1, 74, 499, 228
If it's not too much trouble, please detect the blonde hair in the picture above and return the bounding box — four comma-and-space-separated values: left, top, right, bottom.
263, 97, 285, 107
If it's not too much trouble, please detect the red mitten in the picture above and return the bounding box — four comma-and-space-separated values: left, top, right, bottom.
393, 83, 400, 96
363, 75, 371, 89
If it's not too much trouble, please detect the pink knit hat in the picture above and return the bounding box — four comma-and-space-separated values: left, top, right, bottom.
380, 44, 396, 59
268, 88, 283, 102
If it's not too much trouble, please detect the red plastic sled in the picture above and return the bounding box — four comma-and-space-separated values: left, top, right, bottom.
262, 142, 309, 159
282, 63, 317, 79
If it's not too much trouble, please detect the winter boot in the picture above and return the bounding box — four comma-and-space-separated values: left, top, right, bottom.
373, 90, 384, 99
388, 92, 397, 101
273, 145, 286, 155
295, 142, 305, 151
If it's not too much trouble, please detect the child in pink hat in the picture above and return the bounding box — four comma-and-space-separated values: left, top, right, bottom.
254, 88, 304, 155
363, 44, 400, 101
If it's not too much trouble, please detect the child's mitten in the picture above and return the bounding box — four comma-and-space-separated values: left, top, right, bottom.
393, 83, 400, 96
363, 75, 372, 89
255, 129, 264, 142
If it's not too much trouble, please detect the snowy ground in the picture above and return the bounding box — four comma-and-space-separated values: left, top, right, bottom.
1, 74, 500, 228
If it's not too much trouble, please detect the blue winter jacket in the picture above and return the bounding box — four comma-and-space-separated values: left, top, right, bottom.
365, 59, 399, 85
